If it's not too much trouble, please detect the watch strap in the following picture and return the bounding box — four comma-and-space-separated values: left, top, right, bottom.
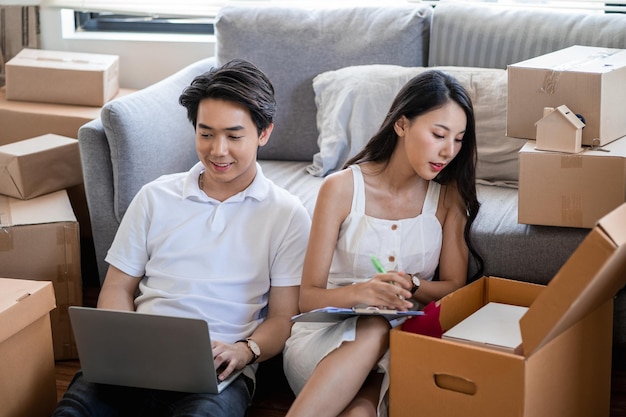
236, 338, 259, 365
410, 274, 421, 295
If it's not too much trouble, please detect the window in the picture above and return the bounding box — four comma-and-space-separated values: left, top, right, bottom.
73, 12, 215, 35
44, 0, 240, 35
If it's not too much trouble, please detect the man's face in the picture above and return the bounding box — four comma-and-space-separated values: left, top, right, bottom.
195, 98, 272, 200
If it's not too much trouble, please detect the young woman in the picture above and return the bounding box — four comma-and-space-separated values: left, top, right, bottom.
283, 70, 484, 417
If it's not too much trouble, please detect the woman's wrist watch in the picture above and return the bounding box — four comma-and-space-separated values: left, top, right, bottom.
409, 274, 421, 295
236, 338, 260, 365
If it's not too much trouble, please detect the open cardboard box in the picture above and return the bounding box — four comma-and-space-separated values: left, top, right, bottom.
0, 278, 57, 417
390, 202, 626, 417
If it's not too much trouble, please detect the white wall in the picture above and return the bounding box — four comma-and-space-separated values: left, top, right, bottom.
39, 8, 217, 90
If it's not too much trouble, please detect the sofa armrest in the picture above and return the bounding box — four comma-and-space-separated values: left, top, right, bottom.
78, 118, 118, 285
79, 56, 217, 284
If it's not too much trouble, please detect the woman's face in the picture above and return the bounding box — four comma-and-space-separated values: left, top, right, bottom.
395, 101, 466, 180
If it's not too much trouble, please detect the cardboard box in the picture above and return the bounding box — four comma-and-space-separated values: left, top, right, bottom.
389, 202, 626, 417
0, 86, 135, 243
0, 190, 82, 359
518, 138, 626, 228
0, 6, 39, 87
6, 48, 120, 106
0, 134, 83, 199
0, 86, 136, 146
0, 278, 57, 417
507, 45, 626, 146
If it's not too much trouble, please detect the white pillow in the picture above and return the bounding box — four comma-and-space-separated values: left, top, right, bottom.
307, 65, 524, 186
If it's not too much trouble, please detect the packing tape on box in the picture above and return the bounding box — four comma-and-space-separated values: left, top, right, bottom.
541, 49, 621, 95
561, 153, 583, 169
56, 223, 79, 283
559, 154, 584, 226
562, 195, 583, 227
0, 196, 9, 227
0, 196, 12, 251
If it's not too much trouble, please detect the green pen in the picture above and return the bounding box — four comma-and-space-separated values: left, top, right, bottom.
371, 255, 405, 301
370, 255, 386, 274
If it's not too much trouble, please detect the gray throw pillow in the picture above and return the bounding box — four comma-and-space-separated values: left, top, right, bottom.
215, 4, 433, 162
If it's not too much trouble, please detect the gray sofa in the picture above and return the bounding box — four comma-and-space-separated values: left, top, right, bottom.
78, 2, 626, 346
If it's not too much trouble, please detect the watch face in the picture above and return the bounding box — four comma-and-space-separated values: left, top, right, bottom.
412, 275, 420, 287
247, 339, 261, 356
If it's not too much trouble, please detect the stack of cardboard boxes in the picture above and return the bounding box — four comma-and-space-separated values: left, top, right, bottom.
388, 45, 626, 416
0, 47, 129, 417
0, 48, 135, 288
508, 45, 626, 229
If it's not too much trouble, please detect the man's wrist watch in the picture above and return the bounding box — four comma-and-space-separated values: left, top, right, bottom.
236, 338, 260, 365
409, 274, 421, 295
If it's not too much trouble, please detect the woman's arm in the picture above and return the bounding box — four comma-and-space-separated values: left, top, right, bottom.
412, 184, 469, 305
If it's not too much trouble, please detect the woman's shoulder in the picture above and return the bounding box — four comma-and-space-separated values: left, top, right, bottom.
321, 166, 355, 192
314, 167, 355, 214
437, 181, 466, 218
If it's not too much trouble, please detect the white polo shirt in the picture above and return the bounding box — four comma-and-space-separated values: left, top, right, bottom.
105, 162, 311, 343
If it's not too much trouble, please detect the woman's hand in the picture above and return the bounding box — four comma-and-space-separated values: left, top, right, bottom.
353, 272, 414, 311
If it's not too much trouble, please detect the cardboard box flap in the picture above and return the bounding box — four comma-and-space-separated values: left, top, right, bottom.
520, 203, 626, 356
0, 189, 76, 227
0, 278, 56, 344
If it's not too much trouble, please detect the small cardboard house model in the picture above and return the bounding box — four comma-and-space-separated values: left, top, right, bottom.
535, 104, 585, 153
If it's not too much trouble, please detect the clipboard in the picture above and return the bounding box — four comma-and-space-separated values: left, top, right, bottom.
291, 306, 424, 323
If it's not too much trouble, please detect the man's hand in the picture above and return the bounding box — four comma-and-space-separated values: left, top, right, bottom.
212, 340, 251, 381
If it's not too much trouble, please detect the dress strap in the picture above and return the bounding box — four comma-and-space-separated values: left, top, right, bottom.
349, 165, 366, 214
422, 181, 441, 214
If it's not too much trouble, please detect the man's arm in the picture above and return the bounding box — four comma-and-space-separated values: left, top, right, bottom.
213, 285, 299, 380
97, 265, 141, 311
239, 285, 300, 364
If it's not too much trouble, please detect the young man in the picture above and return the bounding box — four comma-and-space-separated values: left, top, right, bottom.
53, 59, 311, 417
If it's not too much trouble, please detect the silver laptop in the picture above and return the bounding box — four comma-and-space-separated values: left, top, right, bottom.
68, 306, 243, 394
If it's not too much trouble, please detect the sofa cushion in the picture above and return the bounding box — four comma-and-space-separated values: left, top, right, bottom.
215, 4, 432, 162
430, 2, 626, 69
307, 64, 522, 185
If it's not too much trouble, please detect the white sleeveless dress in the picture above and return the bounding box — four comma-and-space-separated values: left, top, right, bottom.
283, 165, 443, 416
